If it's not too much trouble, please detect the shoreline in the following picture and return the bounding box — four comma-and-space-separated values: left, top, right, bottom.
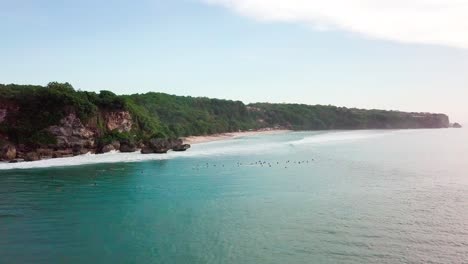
0, 130, 291, 169
182, 129, 291, 145
0, 129, 453, 170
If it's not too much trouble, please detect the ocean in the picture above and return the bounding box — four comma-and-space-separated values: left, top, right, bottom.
1, 129, 467, 263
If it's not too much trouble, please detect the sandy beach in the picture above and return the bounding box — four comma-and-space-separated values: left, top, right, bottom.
182, 129, 290, 145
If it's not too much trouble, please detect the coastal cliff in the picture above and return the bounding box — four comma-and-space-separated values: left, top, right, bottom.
0, 82, 453, 162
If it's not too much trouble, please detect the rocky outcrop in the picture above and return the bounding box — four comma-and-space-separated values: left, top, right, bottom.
48, 114, 95, 149
407, 114, 450, 129
36, 148, 53, 159
52, 149, 74, 158
140, 147, 154, 154
141, 138, 191, 154
453, 123, 462, 128
25, 152, 40, 162
1, 144, 16, 160
111, 140, 120, 150
148, 138, 174, 153
105, 111, 132, 133
100, 144, 115, 153
1, 109, 186, 162
96, 140, 120, 154
119, 140, 137, 153
173, 144, 191, 152
72, 145, 89, 156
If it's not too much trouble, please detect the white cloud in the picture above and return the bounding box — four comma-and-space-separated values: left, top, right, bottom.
202, 0, 468, 49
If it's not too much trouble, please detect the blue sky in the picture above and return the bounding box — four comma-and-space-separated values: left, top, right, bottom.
1, 0, 467, 122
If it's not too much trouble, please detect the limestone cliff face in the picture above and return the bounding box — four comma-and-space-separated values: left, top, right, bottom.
46, 111, 133, 149
47, 113, 96, 149
1, 144, 16, 160
104, 111, 133, 133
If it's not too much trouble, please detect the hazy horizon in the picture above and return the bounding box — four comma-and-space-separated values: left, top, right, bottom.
1, 0, 467, 122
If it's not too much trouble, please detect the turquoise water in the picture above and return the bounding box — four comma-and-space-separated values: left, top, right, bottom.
1, 129, 467, 263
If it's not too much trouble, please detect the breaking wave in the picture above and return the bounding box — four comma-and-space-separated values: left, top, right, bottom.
290, 130, 396, 145
0, 130, 402, 170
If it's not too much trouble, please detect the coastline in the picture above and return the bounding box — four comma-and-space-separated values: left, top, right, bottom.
0, 129, 291, 170
182, 129, 291, 145
0, 129, 453, 170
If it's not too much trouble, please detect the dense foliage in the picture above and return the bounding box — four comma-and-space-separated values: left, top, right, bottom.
0, 83, 96, 145
0, 82, 450, 147
248, 103, 449, 130
125, 93, 258, 137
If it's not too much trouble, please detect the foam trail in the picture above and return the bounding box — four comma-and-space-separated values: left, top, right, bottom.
185, 138, 286, 156
0, 151, 171, 170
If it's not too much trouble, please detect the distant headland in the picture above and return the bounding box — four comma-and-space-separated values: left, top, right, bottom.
0, 82, 454, 163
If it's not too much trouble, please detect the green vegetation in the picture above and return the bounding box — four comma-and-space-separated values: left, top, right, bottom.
0, 82, 450, 147
125, 93, 258, 137
0, 82, 96, 145
248, 103, 449, 130
96, 130, 133, 146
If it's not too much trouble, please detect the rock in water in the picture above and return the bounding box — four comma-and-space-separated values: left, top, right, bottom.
145, 138, 189, 153
140, 147, 154, 154
172, 144, 191, 152
147, 138, 172, 153
453, 123, 462, 128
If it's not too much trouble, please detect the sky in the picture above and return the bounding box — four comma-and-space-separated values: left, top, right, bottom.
1, 0, 467, 122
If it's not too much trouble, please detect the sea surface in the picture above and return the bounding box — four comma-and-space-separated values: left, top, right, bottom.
1, 129, 467, 263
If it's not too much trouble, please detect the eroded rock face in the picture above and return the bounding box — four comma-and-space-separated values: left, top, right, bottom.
105, 111, 132, 133
25, 152, 40, 162
72, 145, 89, 156
1, 144, 16, 160
140, 147, 154, 154
101, 144, 115, 153
36, 148, 53, 158
48, 114, 95, 149
142, 138, 190, 154
111, 141, 120, 150
148, 138, 172, 153
119, 140, 137, 153
173, 144, 191, 152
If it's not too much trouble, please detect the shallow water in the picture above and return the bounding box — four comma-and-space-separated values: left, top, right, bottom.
1, 129, 467, 263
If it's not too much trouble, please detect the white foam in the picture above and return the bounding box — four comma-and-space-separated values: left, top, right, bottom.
0, 151, 173, 170
0, 130, 402, 170
290, 130, 395, 145
0, 140, 244, 170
